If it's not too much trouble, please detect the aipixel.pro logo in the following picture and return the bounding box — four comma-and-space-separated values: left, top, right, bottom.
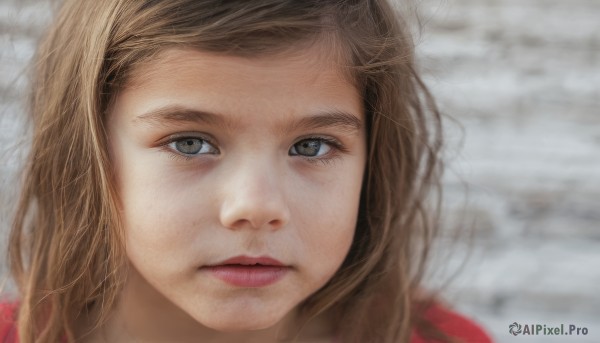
509, 322, 522, 336
509, 322, 589, 336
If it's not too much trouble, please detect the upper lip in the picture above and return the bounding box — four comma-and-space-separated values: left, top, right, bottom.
206, 255, 286, 267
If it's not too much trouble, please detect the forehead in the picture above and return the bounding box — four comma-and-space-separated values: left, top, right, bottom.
124, 40, 356, 91
112, 44, 363, 128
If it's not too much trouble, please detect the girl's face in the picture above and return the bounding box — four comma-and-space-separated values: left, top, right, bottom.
107, 45, 366, 337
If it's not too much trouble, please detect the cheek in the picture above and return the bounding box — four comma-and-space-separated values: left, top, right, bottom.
117, 163, 211, 271
291, 169, 362, 272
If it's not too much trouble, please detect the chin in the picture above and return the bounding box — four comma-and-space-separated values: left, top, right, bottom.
193, 307, 287, 332
202, 316, 281, 332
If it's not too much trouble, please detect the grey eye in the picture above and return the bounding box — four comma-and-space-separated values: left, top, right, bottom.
290, 139, 331, 157
175, 138, 204, 154
168, 138, 218, 155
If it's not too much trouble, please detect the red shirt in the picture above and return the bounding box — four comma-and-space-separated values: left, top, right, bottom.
0, 302, 18, 342
0, 301, 493, 342
411, 303, 494, 343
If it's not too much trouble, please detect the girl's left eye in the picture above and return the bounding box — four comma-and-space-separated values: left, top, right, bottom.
289, 138, 333, 157
167, 138, 218, 156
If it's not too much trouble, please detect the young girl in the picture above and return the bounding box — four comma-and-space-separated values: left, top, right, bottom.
1, 0, 493, 342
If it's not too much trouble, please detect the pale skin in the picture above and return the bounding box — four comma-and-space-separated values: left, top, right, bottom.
79, 44, 367, 342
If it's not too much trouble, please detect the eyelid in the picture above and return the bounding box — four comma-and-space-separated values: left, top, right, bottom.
291, 136, 347, 153
160, 132, 218, 148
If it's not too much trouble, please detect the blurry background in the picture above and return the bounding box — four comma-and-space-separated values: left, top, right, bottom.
1, 0, 599, 342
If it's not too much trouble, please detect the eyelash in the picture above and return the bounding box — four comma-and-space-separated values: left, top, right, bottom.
160, 135, 346, 165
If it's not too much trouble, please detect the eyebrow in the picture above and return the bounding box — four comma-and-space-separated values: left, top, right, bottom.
285, 109, 362, 134
135, 105, 226, 127
134, 105, 363, 134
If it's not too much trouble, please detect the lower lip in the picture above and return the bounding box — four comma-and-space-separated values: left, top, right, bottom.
202, 265, 290, 287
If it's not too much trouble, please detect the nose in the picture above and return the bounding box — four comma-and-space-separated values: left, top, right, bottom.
219, 158, 290, 231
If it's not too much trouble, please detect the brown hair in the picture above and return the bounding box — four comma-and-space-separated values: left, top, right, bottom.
8, 0, 450, 342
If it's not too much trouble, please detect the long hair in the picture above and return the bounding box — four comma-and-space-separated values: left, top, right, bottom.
8, 1, 447, 342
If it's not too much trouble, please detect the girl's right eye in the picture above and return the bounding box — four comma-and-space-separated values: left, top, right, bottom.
166, 137, 219, 156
